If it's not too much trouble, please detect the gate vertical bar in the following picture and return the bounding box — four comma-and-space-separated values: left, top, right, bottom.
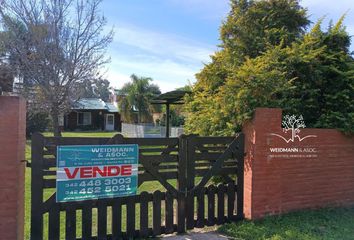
236, 133, 245, 220
186, 135, 196, 229
177, 135, 187, 233
31, 133, 45, 239
108, 133, 126, 237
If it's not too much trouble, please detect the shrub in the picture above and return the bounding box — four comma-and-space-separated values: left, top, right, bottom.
26, 111, 50, 138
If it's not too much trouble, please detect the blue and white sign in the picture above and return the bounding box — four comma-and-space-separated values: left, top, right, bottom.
56, 144, 139, 202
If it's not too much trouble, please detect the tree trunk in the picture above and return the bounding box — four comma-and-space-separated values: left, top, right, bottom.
51, 108, 62, 137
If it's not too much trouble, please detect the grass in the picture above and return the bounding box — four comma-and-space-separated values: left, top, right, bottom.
218, 207, 354, 240
41, 131, 121, 137
24, 141, 32, 240
144, 128, 162, 134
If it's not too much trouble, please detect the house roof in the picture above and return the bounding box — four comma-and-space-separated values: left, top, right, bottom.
106, 103, 119, 113
72, 98, 118, 112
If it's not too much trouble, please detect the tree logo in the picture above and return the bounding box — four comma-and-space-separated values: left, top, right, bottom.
270, 115, 317, 143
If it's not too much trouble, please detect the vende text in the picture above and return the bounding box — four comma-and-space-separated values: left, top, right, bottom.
64, 165, 132, 179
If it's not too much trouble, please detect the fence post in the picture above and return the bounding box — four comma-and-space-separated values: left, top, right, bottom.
177, 135, 187, 233
185, 135, 196, 229
31, 132, 45, 239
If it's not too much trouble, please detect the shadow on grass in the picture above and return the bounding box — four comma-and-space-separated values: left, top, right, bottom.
218, 206, 354, 240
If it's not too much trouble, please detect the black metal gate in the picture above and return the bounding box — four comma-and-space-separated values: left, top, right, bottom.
30, 133, 244, 239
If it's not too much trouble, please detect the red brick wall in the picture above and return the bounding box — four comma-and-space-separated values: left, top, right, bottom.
243, 108, 354, 219
0, 96, 26, 240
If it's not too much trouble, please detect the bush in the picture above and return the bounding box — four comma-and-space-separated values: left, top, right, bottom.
26, 112, 50, 138
160, 110, 185, 127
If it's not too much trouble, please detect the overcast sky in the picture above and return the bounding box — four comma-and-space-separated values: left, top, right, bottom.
101, 0, 354, 92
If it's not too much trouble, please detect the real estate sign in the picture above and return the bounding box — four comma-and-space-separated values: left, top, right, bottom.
56, 144, 138, 202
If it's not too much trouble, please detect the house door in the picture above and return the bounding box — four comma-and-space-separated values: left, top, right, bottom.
105, 114, 115, 131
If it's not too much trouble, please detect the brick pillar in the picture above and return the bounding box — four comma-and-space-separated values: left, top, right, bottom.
243, 107, 354, 220
0, 96, 26, 240
242, 108, 282, 219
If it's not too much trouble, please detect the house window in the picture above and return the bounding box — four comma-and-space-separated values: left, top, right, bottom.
77, 112, 91, 125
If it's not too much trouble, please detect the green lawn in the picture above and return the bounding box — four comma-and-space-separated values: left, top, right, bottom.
41, 131, 121, 137
219, 207, 354, 240
24, 141, 32, 240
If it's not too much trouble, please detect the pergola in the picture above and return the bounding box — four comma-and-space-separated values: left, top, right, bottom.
150, 90, 191, 138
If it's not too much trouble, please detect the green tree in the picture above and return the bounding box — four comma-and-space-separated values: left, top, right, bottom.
0, 0, 113, 136
282, 18, 354, 132
0, 28, 15, 93
185, 0, 354, 135
220, 0, 309, 62
79, 78, 112, 102
118, 74, 161, 123
190, 0, 309, 97
0, 63, 14, 93
160, 109, 185, 127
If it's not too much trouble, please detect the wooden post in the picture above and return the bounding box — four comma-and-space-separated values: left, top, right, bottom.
31, 133, 45, 239
177, 135, 187, 233
166, 103, 170, 138
185, 135, 196, 229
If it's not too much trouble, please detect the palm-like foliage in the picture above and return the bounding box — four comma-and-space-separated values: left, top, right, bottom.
118, 74, 161, 123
